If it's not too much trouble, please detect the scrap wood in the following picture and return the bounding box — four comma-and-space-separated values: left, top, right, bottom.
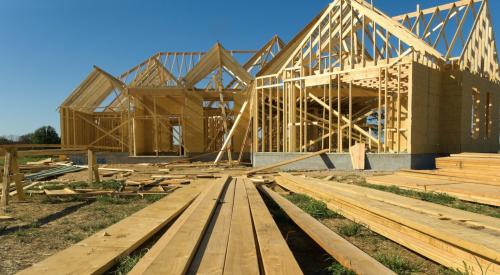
259, 184, 394, 275
151, 174, 188, 180
246, 149, 330, 175
44, 188, 77, 196
0, 215, 14, 221
159, 179, 190, 185
26, 158, 53, 165
9, 181, 41, 196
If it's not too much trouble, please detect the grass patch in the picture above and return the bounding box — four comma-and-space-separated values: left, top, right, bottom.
337, 222, 363, 237
144, 194, 165, 203
285, 193, 340, 219
375, 253, 422, 275
110, 250, 147, 275
96, 196, 135, 205
326, 263, 356, 275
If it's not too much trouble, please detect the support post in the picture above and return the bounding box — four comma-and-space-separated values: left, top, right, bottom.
88, 149, 100, 184
1, 149, 12, 209
11, 149, 25, 201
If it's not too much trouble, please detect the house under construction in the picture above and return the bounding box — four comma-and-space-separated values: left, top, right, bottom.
60, 0, 500, 168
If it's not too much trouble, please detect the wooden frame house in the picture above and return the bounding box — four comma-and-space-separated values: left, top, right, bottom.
61, 0, 500, 164
246, 0, 500, 157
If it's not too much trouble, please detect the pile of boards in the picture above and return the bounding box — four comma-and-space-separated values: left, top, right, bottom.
275, 173, 500, 274
17, 176, 303, 274
366, 153, 500, 206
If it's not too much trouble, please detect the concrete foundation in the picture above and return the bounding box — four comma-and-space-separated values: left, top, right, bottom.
69, 152, 251, 165
252, 153, 443, 171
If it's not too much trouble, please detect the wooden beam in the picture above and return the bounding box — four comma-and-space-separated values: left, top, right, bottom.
259, 184, 394, 275
246, 149, 329, 175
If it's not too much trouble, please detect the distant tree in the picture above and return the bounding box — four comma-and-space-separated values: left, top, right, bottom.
18, 133, 34, 144
0, 136, 14, 145
32, 126, 61, 144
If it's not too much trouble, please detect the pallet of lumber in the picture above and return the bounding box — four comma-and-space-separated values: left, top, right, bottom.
275, 173, 500, 274
366, 174, 500, 206
397, 169, 500, 186
17, 183, 206, 275
436, 156, 500, 170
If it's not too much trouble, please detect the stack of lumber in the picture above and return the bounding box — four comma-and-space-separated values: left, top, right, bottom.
366, 153, 500, 206
18, 176, 304, 274
275, 173, 500, 274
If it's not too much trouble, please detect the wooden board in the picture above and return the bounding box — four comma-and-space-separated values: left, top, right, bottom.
367, 174, 500, 206
244, 178, 303, 275
222, 178, 259, 275
275, 173, 500, 274
187, 179, 236, 275
17, 183, 205, 275
129, 181, 216, 275
259, 185, 393, 275
349, 143, 365, 170
139, 176, 230, 275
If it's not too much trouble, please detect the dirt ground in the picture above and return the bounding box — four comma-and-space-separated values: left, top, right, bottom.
0, 195, 157, 275
1, 165, 496, 274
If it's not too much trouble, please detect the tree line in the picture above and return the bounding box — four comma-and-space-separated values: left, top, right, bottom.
0, 126, 61, 145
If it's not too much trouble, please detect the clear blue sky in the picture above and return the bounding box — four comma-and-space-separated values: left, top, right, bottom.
0, 0, 499, 136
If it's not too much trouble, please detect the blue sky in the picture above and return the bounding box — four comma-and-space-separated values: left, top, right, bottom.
0, 0, 499, 136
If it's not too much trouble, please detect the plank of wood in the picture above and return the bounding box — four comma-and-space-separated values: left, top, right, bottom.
187, 179, 236, 275
367, 174, 500, 206
222, 178, 259, 275
275, 174, 500, 273
129, 180, 220, 275
0, 215, 14, 221
259, 185, 394, 275
140, 176, 230, 275
244, 178, 303, 275
17, 184, 204, 275
246, 149, 329, 175
349, 143, 365, 170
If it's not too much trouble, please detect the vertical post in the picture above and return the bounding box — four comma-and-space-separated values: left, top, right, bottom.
328, 77, 333, 152
337, 76, 342, 152
349, 81, 353, 147
377, 68, 382, 153
384, 67, 389, 152
88, 149, 100, 184
11, 149, 24, 201
1, 149, 13, 209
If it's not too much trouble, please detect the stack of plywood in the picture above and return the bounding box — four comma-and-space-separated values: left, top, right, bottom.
366, 153, 500, 206
275, 173, 500, 274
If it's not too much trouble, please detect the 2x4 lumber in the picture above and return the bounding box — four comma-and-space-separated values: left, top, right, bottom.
258, 185, 394, 275
392, 0, 482, 21
275, 174, 500, 273
244, 178, 303, 275
139, 176, 230, 275
246, 149, 329, 175
222, 178, 259, 275
17, 184, 205, 275
186, 179, 236, 275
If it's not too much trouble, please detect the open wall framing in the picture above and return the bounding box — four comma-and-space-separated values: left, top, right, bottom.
247, 0, 500, 155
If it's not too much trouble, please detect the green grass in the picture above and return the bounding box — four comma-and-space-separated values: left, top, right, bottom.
326, 263, 356, 275
285, 193, 341, 219
96, 196, 135, 205
375, 253, 423, 275
358, 182, 500, 219
337, 222, 363, 237
144, 194, 166, 203
110, 250, 148, 275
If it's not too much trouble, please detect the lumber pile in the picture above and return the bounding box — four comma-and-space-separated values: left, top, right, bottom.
130, 176, 302, 275
366, 153, 500, 206
275, 173, 500, 274
19, 176, 304, 274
